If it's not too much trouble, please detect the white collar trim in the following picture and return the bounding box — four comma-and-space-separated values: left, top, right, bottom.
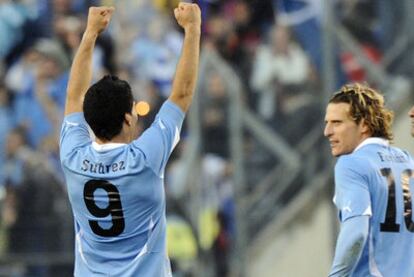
353, 137, 389, 153
92, 141, 126, 152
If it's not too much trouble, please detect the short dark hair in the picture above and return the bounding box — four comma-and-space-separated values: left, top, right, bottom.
83, 75, 133, 141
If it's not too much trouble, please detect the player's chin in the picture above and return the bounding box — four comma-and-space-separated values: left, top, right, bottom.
331, 148, 341, 157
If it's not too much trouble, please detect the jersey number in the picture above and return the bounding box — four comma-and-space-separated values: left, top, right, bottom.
380, 168, 414, 232
83, 180, 125, 237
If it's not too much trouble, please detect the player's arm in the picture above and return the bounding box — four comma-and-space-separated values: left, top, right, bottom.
328, 215, 369, 277
64, 6, 114, 116
168, 2, 201, 113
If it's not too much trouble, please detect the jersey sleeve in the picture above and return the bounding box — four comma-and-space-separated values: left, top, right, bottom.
328, 215, 369, 276
333, 156, 372, 222
132, 100, 185, 176
59, 112, 91, 164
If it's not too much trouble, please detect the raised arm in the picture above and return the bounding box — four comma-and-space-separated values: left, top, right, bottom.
168, 2, 201, 113
64, 6, 114, 116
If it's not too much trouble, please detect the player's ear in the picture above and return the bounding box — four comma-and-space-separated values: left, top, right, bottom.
124, 113, 133, 126
360, 119, 370, 135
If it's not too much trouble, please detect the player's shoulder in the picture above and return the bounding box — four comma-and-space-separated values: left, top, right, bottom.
335, 152, 369, 174
62, 112, 86, 124
335, 151, 375, 179
388, 145, 414, 167
389, 145, 412, 158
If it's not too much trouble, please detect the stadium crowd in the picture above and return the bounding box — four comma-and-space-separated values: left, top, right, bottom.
0, 0, 408, 276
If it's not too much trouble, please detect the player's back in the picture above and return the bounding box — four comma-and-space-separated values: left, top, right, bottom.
60, 101, 183, 276
341, 142, 414, 276
66, 144, 168, 275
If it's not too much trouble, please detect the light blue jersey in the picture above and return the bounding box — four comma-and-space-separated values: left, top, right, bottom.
334, 138, 414, 276
59, 100, 183, 277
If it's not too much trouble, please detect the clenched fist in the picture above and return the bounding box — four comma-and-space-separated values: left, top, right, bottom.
86, 6, 115, 35
174, 2, 201, 32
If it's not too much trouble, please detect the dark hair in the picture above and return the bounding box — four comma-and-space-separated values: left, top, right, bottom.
329, 83, 394, 141
83, 75, 133, 141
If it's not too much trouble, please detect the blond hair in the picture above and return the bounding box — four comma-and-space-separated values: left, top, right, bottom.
329, 83, 394, 141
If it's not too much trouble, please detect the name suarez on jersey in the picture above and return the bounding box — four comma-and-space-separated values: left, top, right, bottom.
81, 159, 126, 174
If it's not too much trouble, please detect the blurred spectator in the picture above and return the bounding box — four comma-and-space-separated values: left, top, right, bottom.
204, 14, 233, 51
199, 154, 234, 246
53, 15, 83, 60
249, 0, 275, 32
212, 210, 231, 277
201, 72, 229, 158
40, 134, 65, 185
165, 141, 190, 201
130, 12, 182, 98
2, 127, 72, 277
35, 0, 94, 37
250, 24, 310, 120
52, 13, 116, 78
204, 1, 261, 82
0, 82, 15, 186
167, 214, 198, 277
12, 39, 69, 148
275, 0, 323, 69
0, 1, 31, 60
139, 80, 165, 130
166, 150, 235, 267
201, 154, 235, 276
278, 91, 322, 145
340, 0, 378, 47
110, 0, 157, 62
221, 1, 260, 78
5, 46, 39, 95
3, 127, 28, 189
339, 0, 382, 83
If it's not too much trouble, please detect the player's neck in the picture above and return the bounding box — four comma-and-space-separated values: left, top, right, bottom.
95, 133, 130, 145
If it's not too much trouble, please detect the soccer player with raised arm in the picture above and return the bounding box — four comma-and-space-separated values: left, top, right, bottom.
59, 3, 200, 276
324, 83, 414, 276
